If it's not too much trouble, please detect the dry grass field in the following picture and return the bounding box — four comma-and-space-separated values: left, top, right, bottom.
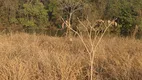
0, 33, 142, 80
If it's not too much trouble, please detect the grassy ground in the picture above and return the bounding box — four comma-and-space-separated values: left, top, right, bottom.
0, 33, 142, 80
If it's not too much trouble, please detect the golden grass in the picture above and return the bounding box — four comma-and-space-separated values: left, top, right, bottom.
0, 33, 142, 80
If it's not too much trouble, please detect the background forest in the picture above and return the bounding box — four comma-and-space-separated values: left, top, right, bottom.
0, 0, 142, 38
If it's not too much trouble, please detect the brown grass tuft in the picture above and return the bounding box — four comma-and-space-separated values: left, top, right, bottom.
0, 33, 142, 80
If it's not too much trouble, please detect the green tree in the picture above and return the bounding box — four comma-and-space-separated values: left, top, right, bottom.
117, 0, 141, 36
0, 0, 19, 27
104, 0, 142, 37
18, 0, 48, 29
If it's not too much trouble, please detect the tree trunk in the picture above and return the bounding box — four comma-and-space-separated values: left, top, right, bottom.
131, 25, 138, 39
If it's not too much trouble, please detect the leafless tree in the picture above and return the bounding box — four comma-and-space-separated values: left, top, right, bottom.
62, 17, 117, 80
59, 0, 83, 36
131, 25, 139, 39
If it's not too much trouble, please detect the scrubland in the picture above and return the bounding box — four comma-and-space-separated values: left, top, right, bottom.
0, 33, 142, 80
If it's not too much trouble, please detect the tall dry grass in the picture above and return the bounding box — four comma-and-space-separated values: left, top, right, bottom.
0, 33, 142, 80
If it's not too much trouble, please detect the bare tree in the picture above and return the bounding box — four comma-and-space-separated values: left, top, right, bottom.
59, 0, 83, 36
131, 25, 139, 39
62, 17, 117, 80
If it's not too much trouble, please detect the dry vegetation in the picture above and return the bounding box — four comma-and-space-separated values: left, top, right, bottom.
0, 33, 142, 80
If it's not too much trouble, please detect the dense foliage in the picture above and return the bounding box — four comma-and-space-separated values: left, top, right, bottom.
0, 0, 142, 37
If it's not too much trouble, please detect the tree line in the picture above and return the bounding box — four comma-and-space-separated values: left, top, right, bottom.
0, 0, 142, 38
